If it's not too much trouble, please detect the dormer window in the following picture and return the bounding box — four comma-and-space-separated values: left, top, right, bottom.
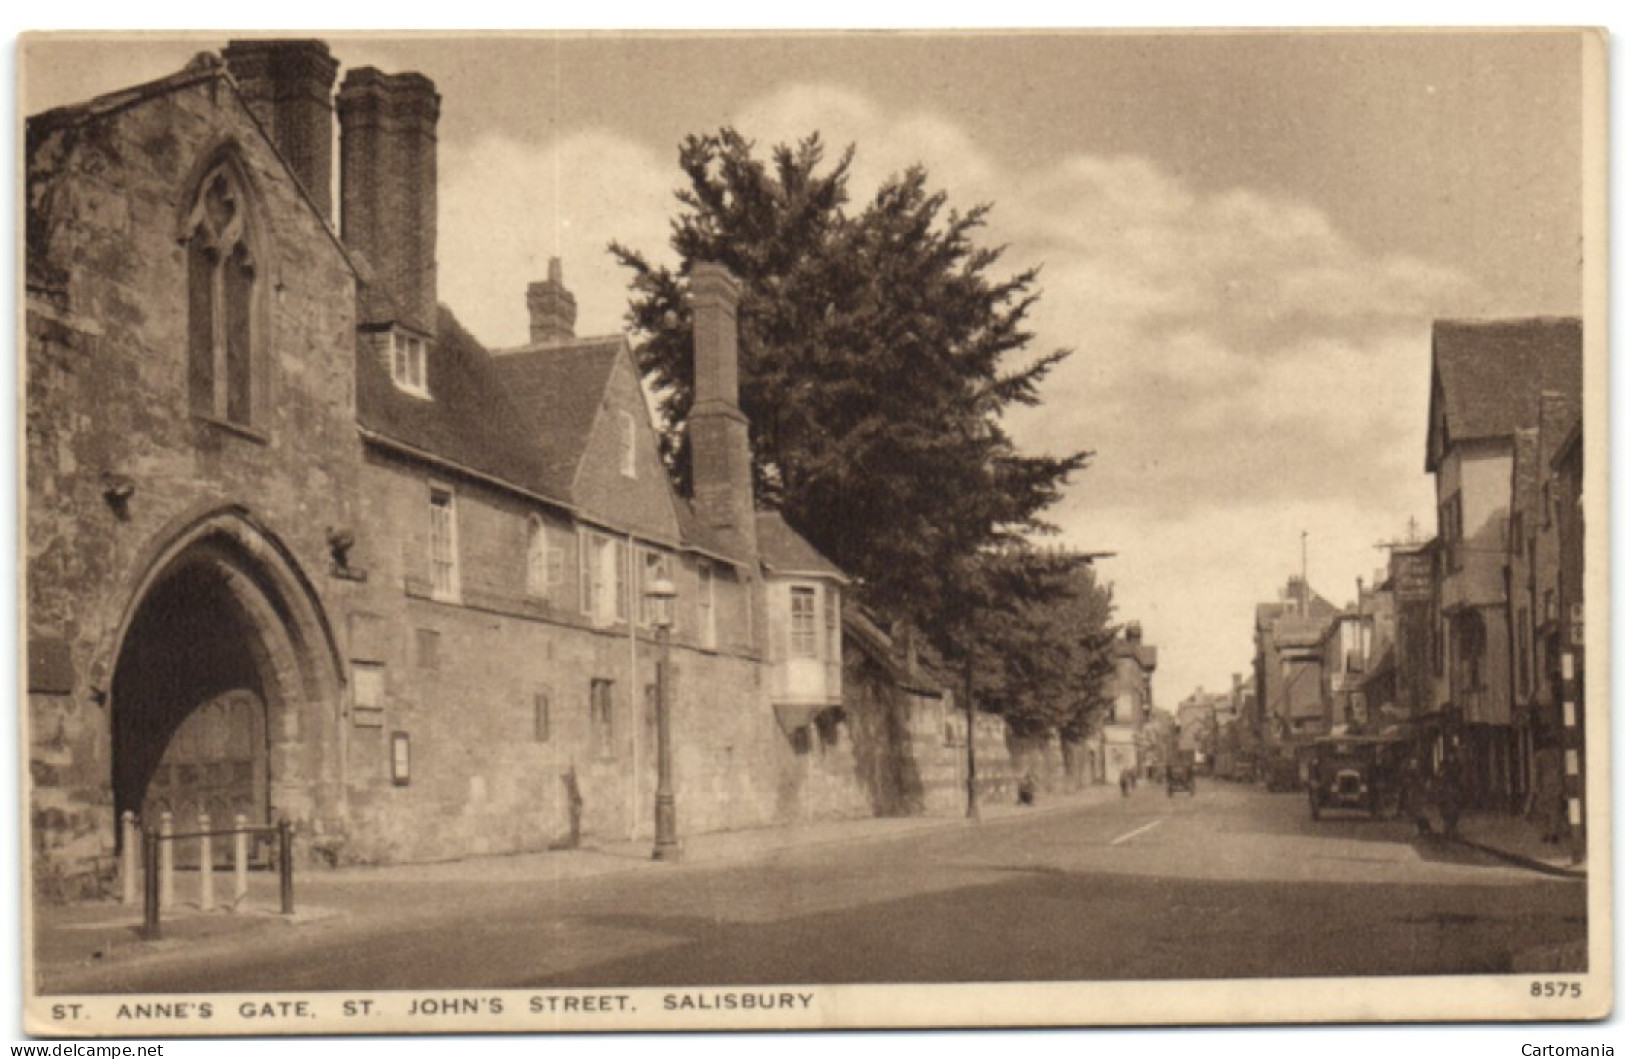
391, 330, 429, 398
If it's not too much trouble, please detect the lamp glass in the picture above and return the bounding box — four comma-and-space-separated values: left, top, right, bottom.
647, 574, 677, 628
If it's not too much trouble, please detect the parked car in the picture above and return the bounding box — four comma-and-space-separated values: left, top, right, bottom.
1306, 734, 1406, 820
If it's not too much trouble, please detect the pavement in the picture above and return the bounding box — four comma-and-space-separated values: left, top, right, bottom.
1443, 808, 1587, 879
32, 781, 1122, 986
30, 775, 1580, 989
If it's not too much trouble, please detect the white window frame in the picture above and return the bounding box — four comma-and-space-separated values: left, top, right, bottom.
428, 483, 460, 602
790, 585, 818, 658
619, 410, 637, 478
526, 516, 563, 599
637, 547, 674, 628
391, 330, 429, 398
578, 529, 627, 625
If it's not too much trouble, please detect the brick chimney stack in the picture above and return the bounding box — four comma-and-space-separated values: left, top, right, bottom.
526, 258, 577, 344
688, 262, 755, 556
336, 67, 441, 334
222, 40, 340, 220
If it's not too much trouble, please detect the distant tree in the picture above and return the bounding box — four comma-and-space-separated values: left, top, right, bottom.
611, 129, 1090, 635
946, 551, 1116, 742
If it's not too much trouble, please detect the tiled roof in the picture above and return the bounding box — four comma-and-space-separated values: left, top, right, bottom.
1428, 317, 1582, 471
674, 498, 751, 566
841, 606, 943, 696
490, 337, 624, 491
356, 306, 567, 502
360, 316, 784, 572
756, 511, 847, 581
1275, 616, 1331, 649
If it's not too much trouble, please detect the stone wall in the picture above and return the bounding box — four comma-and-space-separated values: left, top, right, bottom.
333, 449, 842, 863
26, 74, 360, 895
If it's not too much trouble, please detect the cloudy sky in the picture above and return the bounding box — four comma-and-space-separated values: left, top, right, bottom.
23, 31, 1587, 704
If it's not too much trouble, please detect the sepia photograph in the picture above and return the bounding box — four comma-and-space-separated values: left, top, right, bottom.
15, 24, 1611, 1036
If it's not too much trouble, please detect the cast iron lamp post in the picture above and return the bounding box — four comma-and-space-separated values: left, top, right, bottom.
648, 573, 681, 861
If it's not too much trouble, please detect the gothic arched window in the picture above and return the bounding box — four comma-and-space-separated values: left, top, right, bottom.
183, 159, 259, 427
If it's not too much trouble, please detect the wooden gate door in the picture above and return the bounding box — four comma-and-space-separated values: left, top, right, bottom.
141, 688, 268, 867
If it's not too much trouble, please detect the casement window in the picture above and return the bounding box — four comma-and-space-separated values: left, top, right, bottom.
579, 530, 627, 625
590, 679, 616, 758
184, 159, 259, 428
619, 410, 637, 478
697, 562, 717, 649
428, 485, 459, 601
637, 547, 674, 627
790, 586, 818, 657
389, 330, 428, 397
526, 517, 563, 598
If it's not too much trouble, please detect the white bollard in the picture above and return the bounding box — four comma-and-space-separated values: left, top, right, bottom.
198, 812, 214, 912
121, 811, 138, 906
159, 811, 174, 909
233, 814, 249, 910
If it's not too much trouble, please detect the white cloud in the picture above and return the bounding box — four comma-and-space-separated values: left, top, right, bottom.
433, 83, 1480, 703
439, 130, 678, 347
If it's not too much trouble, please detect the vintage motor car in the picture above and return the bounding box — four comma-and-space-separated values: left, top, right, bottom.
1306, 734, 1405, 820
1166, 752, 1196, 797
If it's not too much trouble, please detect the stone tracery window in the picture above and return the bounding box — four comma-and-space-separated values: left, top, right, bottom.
184, 159, 259, 427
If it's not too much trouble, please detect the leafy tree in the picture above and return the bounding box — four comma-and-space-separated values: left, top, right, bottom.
611, 129, 1090, 635
954, 553, 1117, 742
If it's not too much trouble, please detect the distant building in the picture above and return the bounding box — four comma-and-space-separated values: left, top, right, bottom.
1101, 622, 1157, 781
1174, 687, 1222, 762
1425, 317, 1581, 809
1507, 391, 1578, 803
1253, 577, 1339, 744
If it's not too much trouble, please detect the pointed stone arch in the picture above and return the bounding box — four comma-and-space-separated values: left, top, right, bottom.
96, 505, 343, 848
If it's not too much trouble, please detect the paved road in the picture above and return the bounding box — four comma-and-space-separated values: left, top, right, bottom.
48, 781, 1586, 992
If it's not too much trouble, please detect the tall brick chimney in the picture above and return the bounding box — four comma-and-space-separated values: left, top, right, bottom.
688, 262, 756, 556
222, 40, 340, 220
336, 67, 440, 334
526, 258, 577, 344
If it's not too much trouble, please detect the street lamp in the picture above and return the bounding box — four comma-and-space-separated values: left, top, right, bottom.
647, 573, 681, 861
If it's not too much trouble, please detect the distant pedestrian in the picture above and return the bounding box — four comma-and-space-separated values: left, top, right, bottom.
1436, 748, 1465, 840
1018, 772, 1037, 806
1532, 741, 1567, 845
1119, 769, 1133, 797
1401, 751, 1432, 837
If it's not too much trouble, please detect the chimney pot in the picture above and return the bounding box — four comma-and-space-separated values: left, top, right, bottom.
526, 257, 577, 344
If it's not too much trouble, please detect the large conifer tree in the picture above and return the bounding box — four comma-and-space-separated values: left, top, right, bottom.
612, 128, 1091, 647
